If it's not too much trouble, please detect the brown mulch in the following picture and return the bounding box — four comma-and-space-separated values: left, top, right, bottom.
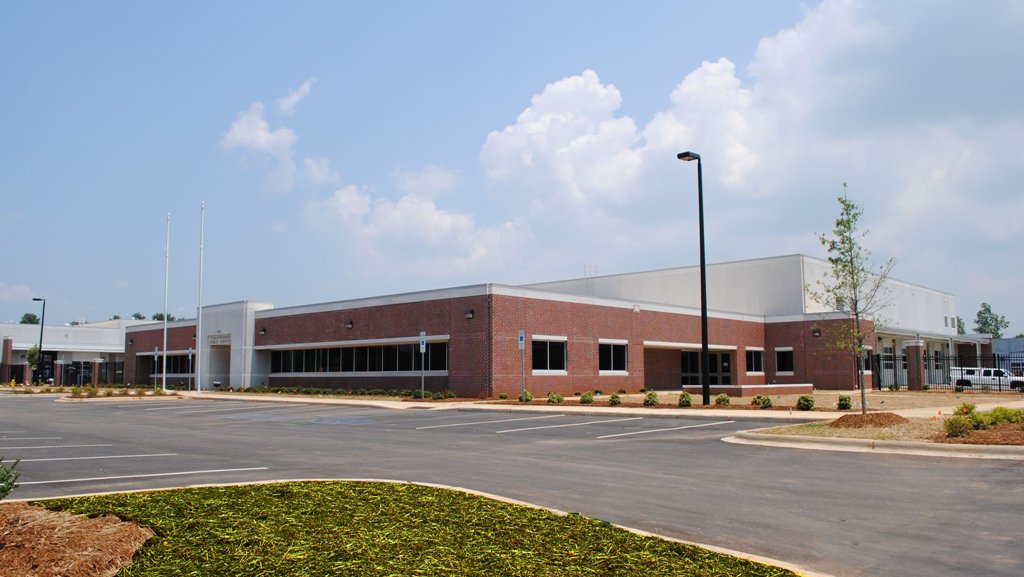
932, 422, 1024, 445
829, 413, 909, 428
0, 503, 152, 577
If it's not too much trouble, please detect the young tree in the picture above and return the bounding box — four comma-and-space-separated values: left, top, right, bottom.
19, 313, 39, 325
957, 316, 966, 335
811, 185, 895, 414
973, 302, 1009, 338
0, 456, 19, 501
131, 312, 146, 320
151, 313, 177, 321
26, 345, 40, 370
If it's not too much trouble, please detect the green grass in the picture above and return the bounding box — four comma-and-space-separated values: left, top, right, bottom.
37, 481, 798, 577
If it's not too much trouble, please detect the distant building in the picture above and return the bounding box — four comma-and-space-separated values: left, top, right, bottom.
1, 319, 147, 386
123, 254, 989, 396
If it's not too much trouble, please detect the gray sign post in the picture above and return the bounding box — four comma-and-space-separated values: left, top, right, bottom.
419, 331, 427, 399
518, 330, 525, 398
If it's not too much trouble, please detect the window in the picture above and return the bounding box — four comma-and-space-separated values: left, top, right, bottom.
745, 349, 763, 373
269, 341, 449, 374
599, 343, 628, 372
775, 349, 795, 374
680, 351, 699, 386
532, 340, 566, 371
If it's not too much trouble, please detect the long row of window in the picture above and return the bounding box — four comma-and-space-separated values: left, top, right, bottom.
269, 343, 448, 374
151, 355, 192, 374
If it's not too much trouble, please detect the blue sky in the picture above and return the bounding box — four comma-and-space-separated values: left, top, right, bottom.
2, 1, 1023, 335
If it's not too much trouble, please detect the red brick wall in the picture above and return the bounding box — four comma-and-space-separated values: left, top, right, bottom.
124, 324, 197, 386
255, 295, 491, 396
766, 318, 875, 390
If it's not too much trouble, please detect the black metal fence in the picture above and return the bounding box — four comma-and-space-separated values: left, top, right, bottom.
873, 353, 1024, 391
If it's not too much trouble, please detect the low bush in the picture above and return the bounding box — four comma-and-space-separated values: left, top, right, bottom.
609, 394, 622, 406
714, 393, 730, 406
678, 392, 692, 407
987, 406, 1023, 425
837, 395, 852, 410
617, 389, 627, 394
955, 402, 976, 416
519, 390, 534, 403
643, 391, 660, 406
498, 393, 509, 399
594, 389, 603, 396
0, 456, 19, 501
944, 415, 974, 438
547, 392, 564, 404
70, 386, 82, 398
431, 391, 445, 400
796, 395, 815, 411
580, 391, 594, 404
751, 395, 772, 409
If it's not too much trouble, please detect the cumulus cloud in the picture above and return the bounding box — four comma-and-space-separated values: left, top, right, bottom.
304, 157, 341, 186
394, 165, 459, 196
278, 77, 317, 114
220, 102, 298, 191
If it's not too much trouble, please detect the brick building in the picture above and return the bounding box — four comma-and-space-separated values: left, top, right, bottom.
123, 254, 988, 397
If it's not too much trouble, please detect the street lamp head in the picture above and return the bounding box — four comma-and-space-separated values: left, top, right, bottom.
33, 297, 44, 302
677, 151, 701, 162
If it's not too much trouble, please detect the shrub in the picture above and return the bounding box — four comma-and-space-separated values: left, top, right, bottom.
547, 392, 564, 404
796, 395, 815, 411
617, 389, 627, 394
714, 393, 730, 406
580, 391, 595, 404
887, 384, 898, 391
988, 406, 1023, 425
944, 415, 974, 438
519, 390, 534, 403
955, 385, 965, 393
751, 395, 772, 409
837, 395, 852, 410
955, 403, 976, 416
431, 391, 445, 400
498, 392, 509, 399
639, 388, 647, 393
86, 386, 99, 398
70, 386, 82, 398
678, 392, 692, 407
0, 456, 19, 501
643, 391, 660, 406
609, 393, 622, 406
594, 389, 603, 396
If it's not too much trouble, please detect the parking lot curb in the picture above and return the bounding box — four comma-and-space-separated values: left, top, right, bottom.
724, 431, 1024, 459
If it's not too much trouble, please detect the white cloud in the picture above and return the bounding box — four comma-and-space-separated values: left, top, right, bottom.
220, 102, 297, 191
278, 77, 317, 114
394, 165, 459, 196
304, 157, 341, 186
0, 282, 34, 303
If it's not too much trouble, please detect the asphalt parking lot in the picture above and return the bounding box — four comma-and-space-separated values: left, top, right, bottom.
2, 395, 1023, 577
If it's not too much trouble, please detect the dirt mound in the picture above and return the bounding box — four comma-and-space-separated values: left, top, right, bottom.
0, 502, 153, 577
829, 412, 909, 428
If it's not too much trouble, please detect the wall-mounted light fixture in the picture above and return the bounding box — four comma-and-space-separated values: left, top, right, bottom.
128, 338, 134, 346
192, 333, 197, 340
464, 308, 474, 320
345, 320, 354, 329
812, 327, 822, 338
259, 328, 267, 336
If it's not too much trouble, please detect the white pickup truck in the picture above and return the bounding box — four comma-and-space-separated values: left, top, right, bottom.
949, 367, 1024, 390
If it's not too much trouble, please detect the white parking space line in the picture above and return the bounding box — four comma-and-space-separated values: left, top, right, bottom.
0, 431, 25, 434
0, 444, 113, 450
143, 402, 249, 411
596, 420, 736, 439
171, 405, 307, 415
18, 467, 270, 486
415, 414, 566, 430
0, 437, 62, 441
19, 453, 178, 462
496, 417, 643, 434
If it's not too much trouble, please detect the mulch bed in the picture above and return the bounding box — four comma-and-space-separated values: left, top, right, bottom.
932, 422, 1024, 445
829, 413, 909, 428
0, 503, 152, 577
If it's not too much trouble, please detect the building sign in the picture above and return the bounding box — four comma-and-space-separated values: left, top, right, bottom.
209, 333, 231, 345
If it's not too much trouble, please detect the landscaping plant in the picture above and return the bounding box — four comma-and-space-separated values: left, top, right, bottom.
678, 392, 692, 407
643, 391, 660, 406
609, 394, 622, 406
0, 456, 18, 500
751, 395, 772, 409
796, 395, 815, 411
837, 395, 852, 410
714, 393, 730, 406
547, 391, 564, 404
580, 391, 595, 404
519, 390, 534, 402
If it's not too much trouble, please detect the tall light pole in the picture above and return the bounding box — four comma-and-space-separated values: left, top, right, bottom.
677, 151, 710, 406
32, 297, 45, 383
196, 201, 205, 393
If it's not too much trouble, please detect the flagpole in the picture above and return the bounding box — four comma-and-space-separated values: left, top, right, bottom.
162, 213, 170, 394
196, 202, 205, 393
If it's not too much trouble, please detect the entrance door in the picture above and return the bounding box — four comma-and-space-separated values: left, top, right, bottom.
680, 351, 732, 386
208, 345, 231, 389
